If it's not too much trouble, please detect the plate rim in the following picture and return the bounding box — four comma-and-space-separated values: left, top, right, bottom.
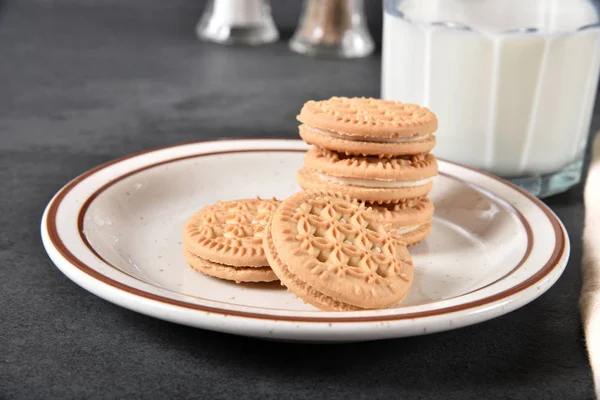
41, 138, 569, 324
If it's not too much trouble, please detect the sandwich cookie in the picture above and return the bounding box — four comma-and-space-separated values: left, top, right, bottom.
297, 97, 437, 157
370, 197, 434, 246
182, 198, 280, 283
297, 146, 438, 203
264, 190, 414, 311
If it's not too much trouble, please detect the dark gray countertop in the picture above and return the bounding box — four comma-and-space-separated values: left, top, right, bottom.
0, 1, 595, 399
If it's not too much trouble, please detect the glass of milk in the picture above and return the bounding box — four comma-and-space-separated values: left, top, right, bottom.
382, 0, 600, 197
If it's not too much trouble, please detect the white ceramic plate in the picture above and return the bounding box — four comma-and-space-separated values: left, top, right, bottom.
41, 139, 569, 342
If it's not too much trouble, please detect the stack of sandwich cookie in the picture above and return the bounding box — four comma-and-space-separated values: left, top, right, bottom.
295, 96, 438, 246
182, 198, 280, 283
264, 190, 414, 311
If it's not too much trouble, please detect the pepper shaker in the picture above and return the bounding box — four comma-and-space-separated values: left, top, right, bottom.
289, 0, 374, 58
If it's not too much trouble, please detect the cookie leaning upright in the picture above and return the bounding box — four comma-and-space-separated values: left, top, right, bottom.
297, 97, 437, 157
182, 198, 280, 283
264, 190, 414, 311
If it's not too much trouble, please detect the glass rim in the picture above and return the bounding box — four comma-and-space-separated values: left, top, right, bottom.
384, 0, 600, 35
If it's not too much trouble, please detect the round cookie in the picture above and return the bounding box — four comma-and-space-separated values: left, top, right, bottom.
184, 249, 278, 283
297, 167, 433, 203
297, 97, 437, 156
264, 190, 414, 311
370, 198, 434, 246
303, 146, 438, 198
299, 125, 435, 157
182, 198, 280, 267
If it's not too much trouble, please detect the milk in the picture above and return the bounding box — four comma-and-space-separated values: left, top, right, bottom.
382, 0, 600, 177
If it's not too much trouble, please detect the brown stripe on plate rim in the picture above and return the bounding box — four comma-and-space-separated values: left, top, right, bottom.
45, 139, 567, 323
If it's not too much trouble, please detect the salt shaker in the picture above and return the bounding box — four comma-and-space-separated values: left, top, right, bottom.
196, 0, 279, 45
289, 0, 374, 58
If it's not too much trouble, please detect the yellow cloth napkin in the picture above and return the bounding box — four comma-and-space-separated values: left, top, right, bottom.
582, 132, 600, 396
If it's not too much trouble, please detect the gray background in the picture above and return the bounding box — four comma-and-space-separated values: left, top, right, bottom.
0, 1, 596, 398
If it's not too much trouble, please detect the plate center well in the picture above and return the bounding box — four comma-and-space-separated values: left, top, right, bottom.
82, 151, 529, 311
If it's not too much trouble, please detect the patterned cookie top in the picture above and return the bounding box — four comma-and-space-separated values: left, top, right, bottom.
182, 198, 280, 267
305, 146, 438, 181
270, 190, 414, 309
297, 97, 438, 138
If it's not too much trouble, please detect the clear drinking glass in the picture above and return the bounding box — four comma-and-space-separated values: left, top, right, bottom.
196, 0, 279, 45
289, 0, 374, 58
381, 0, 600, 197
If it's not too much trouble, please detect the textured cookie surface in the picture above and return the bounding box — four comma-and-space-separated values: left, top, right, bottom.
184, 249, 278, 283
297, 97, 438, 138
264, 220, 363, 311
297, 167, 434, 203
266, 190, 414, 310
305, 146, 438, 181
182, 198, 280, 267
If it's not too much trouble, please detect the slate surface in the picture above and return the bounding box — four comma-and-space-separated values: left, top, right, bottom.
0, 1, 595, 398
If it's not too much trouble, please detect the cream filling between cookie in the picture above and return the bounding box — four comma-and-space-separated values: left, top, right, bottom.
317, 172, 434, 188
307, 125, 430, 143
396, 225, 421, 235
